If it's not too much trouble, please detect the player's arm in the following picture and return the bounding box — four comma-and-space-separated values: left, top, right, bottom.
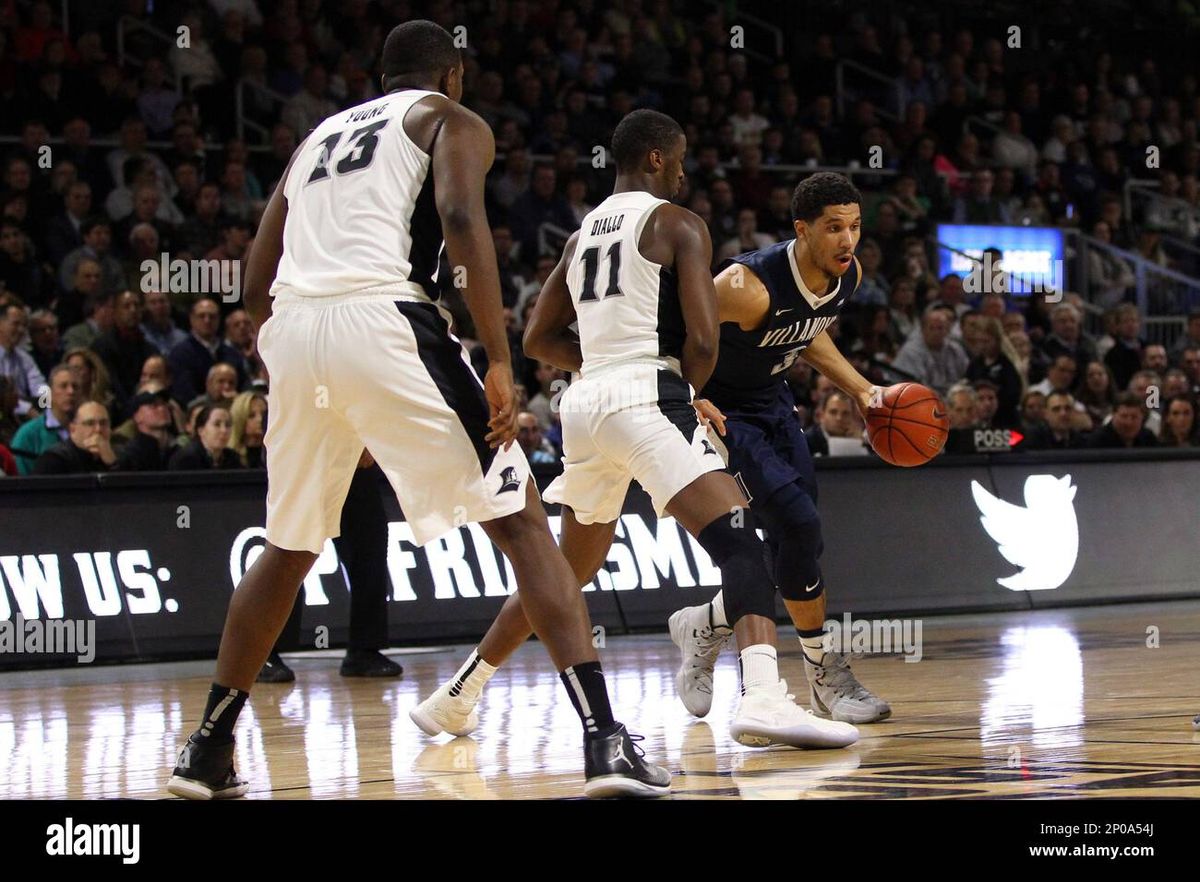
713, 261, 770, 329
665, 206, 719, 393
242, 140, 305, 330
523, 232, 582, 372
432, 105, 517, 447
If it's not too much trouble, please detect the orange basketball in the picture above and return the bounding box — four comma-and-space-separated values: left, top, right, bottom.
865, 383, 949, 466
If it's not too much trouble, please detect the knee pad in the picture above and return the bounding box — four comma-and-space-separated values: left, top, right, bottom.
758, 483, 824, 601
696, 516, 775, 625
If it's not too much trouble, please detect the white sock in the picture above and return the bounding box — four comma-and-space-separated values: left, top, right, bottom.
738, 644, 779, 694
799, 635, 827, 665
709, 592, 729, 629
452, 649, 497, 701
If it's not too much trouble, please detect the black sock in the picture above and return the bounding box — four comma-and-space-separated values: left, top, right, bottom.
560, 661, 618, 739
197, 683, 248, 743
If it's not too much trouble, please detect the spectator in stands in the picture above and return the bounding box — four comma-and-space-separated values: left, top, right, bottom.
1030, 353, 1078, 398
221, 307, 255, 375
1017, 391, 1086, 450
526, 361, 564, 429
717, 208, 776, 263
27, 309, 62, 378
1159, 394, 1200, 447
254, 123, 297, 194
1087, 220, 1136, 308
43, 180, 91, 268
888, 276, 919, 342
0, 219, 51, 308
891, 305, 969, 395
0, 303, 44, 415
971, 379, 1003, 429
1168, 312, 1200, 362
1087, 391, 1157, 448
1040, 303, 1097, 383
115, 185, 178, 256
136, 57, 179, 137
1104, 303, 1144, 390
1007, 329, 1035, 385
91, 290, 157, 410
140, 288, 188, 355
508, 164, 577, 262
282, 64, 337, 137
172, 160, 202, 218
63, 346, 114, 414
112, 386, 176, 470
490, 224, 528, 309
105, 117, 173, 200
1127, 369, 1163, 435
1163, 368, 1191, 399
59, 217, 125, 296
1142, 343, 1169, 376
167, 298, 246, 406
952, 169, 1010, 224
851, 239, 889, 307
1180, 346, 1200, 395
514, 255, 557, 319
516, 411, 558, 465
176, 182, 223, 257
965, 316, 1023, 427
169, 403, 241, 470
229, 390, 267, 468
122, 222, 161, 285
1019, 388, 1047, 434
62, 289, 114, 351
1077, 359, 1118, 426
805, 390, 867, 457
9, 364, 75, 473
940, 381, 980, 455
31, 400, 116, 474
192, 362, 239, 410
53, 256, 99, 332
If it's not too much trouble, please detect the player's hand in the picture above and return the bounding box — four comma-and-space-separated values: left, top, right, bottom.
693, 398, 727, 436
483, 361, 519, 449
857, 385, 883, 419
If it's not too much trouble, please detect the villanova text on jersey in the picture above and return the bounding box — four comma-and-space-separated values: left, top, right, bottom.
703, 239, 859, 410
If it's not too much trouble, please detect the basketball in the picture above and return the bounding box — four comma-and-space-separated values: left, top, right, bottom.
866, 383, 949, 467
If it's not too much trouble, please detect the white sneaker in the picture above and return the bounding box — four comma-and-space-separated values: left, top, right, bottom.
730, 679, 859, 749
668, 603, 733, 718
409, 678, 480, 737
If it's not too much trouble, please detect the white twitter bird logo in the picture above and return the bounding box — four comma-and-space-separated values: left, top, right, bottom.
971, 475, 1079, 591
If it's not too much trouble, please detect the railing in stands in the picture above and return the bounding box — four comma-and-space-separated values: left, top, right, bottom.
115, 15, 180, 87
235, 78, 291, 143
834, 58, 901, 123
694, 0, 784, 62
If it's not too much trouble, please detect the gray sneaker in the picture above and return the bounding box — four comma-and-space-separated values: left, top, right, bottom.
804, 652, 892, 723
668, 603, 733, 718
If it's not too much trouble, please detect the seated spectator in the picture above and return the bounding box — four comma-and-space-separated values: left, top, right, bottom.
940, 382, 979, 454
141, 288, 189, 355
113, 388, 179, 471
59, 217, 126, 296
850, 239, 889, 307
91, 290, 158, 410
952, 169, 1011, 224
1088, 393, 1158, 448
1030, 354, 1077, 397
62, 289, 115, 351
0, 376, 21, 448
1104, 303, 1144, 390
971, 379, 1004, 430
43, 181, 92, 268
53, 257, 102, 332
526, 361, 564, 430
0, 303, 46, 415
282, 65, 337, 137
1168, 311, 1200, 363
229, 390, 267, 468
27, 309, 63, 379
1159, 394, 1200, 447
176, 182, 224, 257
1077, 359, 1117, 426
1087, 220, 1136, 307
890, 305, 969, 396
849, 303, 898, 368
64, 346, 115, 414
0, 218, 52, 308
1181, 346, 1200, 395
516, 411, 558, 465
1018, 388, 1047, 434
1142, 343, 1169, 376
114, 185, 178, 257
1040, 303, 1098, 379
805, 390, 868, 457
965, 317, 1023, 428
169, 403, 241, 469
1127, 369, 1163, 435
167, 298, 246, 405
1017, 391, 1087, 450
508, 164, 577, 262
716, 208, 776, 263
887, 277, 919, 342
190, 362, 239, 410
9, 364, 77, 473
31, 401, 116, 474
1163, 368, 1191, 399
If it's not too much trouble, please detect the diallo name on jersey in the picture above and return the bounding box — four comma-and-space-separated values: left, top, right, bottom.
590, 213, 626, 235
759, 313, 838, 348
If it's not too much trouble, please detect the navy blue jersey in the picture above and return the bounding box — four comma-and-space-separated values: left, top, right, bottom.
702, 240, 859, 410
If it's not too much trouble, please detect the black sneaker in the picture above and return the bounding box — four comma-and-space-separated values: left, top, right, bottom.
256, 651, 295, 683
340, 649, 404, 678
583, 724, 671, 798
166, 734, 249, 800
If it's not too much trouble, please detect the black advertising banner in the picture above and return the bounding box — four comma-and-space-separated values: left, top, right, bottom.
1, 451, 1198, 669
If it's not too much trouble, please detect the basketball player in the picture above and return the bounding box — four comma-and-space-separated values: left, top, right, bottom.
410, 112, 859, 751
167, 21, 669, 800
412, 173, 891, 734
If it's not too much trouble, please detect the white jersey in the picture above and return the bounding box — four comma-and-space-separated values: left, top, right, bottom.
566, 190, 686, 376
272, 89, 445, 300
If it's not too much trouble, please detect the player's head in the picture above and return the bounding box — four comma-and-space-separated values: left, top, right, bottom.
610, 109, 686, 198
790, 172, 862, 279
381, 20, 463, 102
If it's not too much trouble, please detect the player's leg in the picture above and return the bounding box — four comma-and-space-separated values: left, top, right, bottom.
410, 508, 616, 737
662, 470, 856, 748
168, 297, 365, 800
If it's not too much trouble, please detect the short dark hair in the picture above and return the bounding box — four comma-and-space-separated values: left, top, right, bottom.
790, 172, 861, 222
381, 20, 460, 82
81, 216, 111, 236
610, 109, 684, 173
1115, 391, 1145, 412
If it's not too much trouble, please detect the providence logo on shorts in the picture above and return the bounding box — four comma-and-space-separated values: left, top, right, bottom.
497, 467, 522, 494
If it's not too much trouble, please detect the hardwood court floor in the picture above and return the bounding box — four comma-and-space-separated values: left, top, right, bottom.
2, 600, 1198, 800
